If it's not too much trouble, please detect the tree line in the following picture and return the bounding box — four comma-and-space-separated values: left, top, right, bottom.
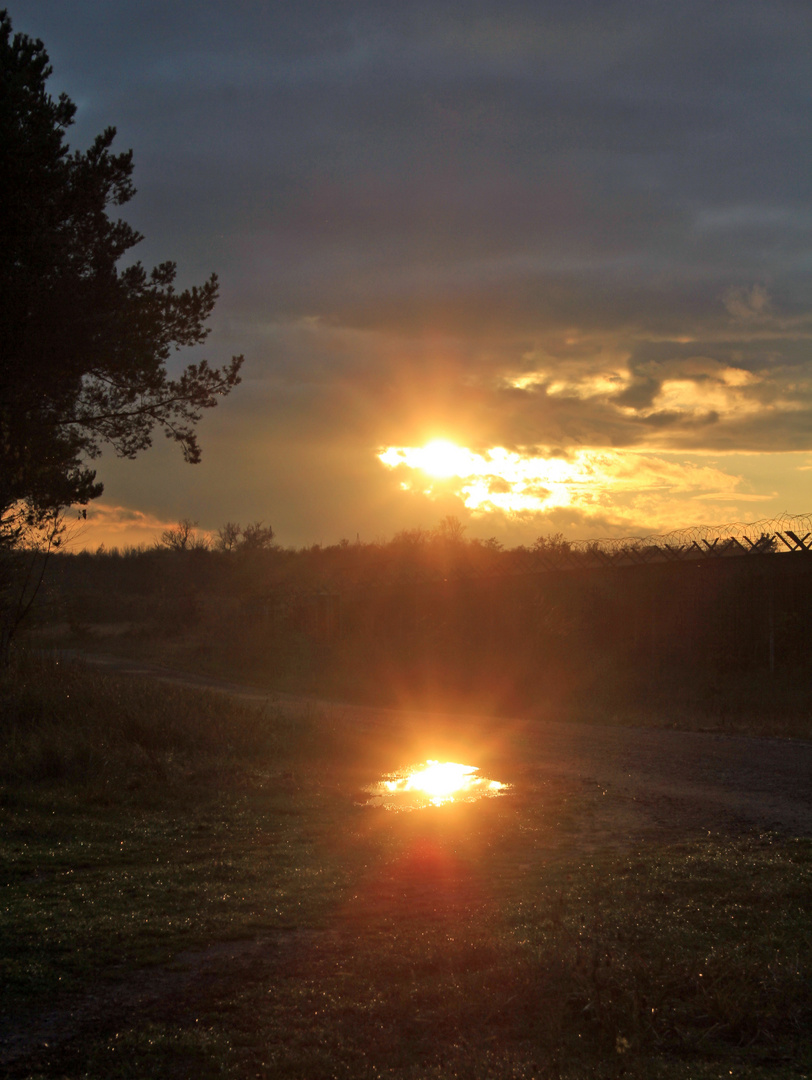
34, 517, 812, 726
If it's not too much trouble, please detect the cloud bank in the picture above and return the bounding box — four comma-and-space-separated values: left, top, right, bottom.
11, 1, 812, 545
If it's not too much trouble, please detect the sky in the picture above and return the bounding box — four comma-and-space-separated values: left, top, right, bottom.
9, 0, 812, 550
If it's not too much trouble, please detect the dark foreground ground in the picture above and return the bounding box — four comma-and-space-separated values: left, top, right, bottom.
2, 653, 811, 1079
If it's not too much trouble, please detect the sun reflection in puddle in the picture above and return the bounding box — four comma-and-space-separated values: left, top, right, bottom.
363, 760, 507, 810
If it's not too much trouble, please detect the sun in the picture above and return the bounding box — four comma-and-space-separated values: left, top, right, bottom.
416, 439, 468, 478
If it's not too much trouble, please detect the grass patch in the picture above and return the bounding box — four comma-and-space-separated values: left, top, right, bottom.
1, 654, 811, 1078
0, 650, 360, 789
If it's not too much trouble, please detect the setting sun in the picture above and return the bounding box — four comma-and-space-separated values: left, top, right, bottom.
416, 440, 470, 478
379, 440, 476, 479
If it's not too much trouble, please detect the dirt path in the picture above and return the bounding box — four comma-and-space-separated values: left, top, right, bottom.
70, 649, 812, 839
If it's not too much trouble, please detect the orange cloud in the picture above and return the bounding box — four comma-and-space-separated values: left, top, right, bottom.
378, 441, 759, 533
63, 503, 207, 552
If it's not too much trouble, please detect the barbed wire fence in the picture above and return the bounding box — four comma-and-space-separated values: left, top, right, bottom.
530, 511, 812, 571
582, 511, 812, 551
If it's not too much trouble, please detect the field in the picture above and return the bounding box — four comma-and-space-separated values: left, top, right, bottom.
2, 652, 811, 1079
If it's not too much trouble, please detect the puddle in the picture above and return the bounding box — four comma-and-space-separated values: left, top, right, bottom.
363, 760, 508, 811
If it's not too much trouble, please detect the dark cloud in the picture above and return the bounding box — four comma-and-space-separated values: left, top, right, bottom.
9, 0, 812, 543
